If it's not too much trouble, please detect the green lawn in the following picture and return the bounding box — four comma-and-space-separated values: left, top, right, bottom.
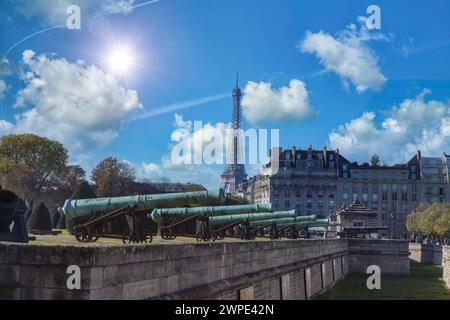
317, 262, 450, 300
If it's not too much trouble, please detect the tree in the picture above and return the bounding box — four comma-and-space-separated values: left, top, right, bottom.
370, 154, 381, 167
62, 165, 86, 189
407, 204, 450, 238
91, 157, 135, 197
0, 134, 68, 205
155, 177, 172, 193
27, 202, 52, 232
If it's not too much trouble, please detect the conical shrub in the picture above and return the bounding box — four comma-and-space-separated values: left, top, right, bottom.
51, 210, 61, 229
57, 214, 66, 229
67, 181, 97, 234
71, 180, 96, 200
27, 202, 52, 232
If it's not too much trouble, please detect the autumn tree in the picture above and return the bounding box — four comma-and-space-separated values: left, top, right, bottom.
407, 204, 450, 238
0, 134, 68, 205
91, 157, 135, 197
62, 165, 86, 189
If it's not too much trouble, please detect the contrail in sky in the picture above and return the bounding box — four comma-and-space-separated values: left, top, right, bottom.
3, 0, 161, 58
130, 93, 229, 122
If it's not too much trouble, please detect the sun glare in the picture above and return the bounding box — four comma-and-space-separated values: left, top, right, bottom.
107, 46, 136, 75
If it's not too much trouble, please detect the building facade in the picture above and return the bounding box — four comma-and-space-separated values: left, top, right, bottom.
242, 146, 350, 219
242, 146, 450, 239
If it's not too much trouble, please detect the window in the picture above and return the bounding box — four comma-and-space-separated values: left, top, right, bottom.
392, 193, 397, 201
439, 188, 445, 195
412, 193, 417, 202
343, 192, 349, 200
307, 190, 312, 198
363, 193, 368, 202
285, 200, 290, 208
318, 200, 323, 208
382, 193, 388, 201
329, 200, 335, 209
353, 222, 363, 227
401, 192, 407, 201
353, 193, 358, 201
307, 200, 312, 208
372, 193, 378, 202
318, 191, 323, 198
296, 190, 301, 198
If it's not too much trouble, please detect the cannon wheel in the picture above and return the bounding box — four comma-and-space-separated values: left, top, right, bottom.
75, 227, 92, 243
161, 228, 177, 241
196, 231, 204, 242
143, 230, 153, 244
196, 231, 211, 242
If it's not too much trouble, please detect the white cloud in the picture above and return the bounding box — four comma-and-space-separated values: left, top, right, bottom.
0, 59, 11, 76
328, 90, 450, 163
299, 20, 387, 92
136, 114, 230, 189
13, 0, 143, 25
0, 80, 7, 98
0, 120, 15, 135
11, 50, 142, 157
101, 0, 135, 15
241, 79, 315, 125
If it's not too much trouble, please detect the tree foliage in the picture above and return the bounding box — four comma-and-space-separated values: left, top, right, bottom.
406, 204, 450, 237
91, 157, 135, 197
0, 134, 68, 204
370, 154, 381, 167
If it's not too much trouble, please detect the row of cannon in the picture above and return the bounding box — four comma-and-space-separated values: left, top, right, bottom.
58, 189, 331, 244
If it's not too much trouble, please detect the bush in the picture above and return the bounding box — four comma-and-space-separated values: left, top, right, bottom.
51, 210, 61, 229
57, 214, 66, 229
66, 180, 96, 234
27, 202, 52, 232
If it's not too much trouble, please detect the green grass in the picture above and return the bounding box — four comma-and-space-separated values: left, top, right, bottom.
317, 262, 450, 300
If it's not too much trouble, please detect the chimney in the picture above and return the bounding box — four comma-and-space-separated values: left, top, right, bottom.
417, 150, 421, 160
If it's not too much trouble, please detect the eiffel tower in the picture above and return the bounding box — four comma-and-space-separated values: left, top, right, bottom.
220, 74, 247, 195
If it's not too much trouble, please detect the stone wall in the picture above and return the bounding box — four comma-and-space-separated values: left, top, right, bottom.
443, 246, 450, 290
348, 239, 411, 274
0, 239, 409, 300
409, 243, 443, 265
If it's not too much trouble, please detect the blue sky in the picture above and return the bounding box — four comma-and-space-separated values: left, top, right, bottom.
0, 0, 450, 188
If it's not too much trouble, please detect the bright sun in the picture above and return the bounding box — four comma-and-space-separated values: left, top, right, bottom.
107, 46, 136, 75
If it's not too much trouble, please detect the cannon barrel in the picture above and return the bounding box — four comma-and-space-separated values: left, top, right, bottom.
208, 210, 296, 225
59, 189, 225, 220
277, 219, 330, 228
248, 215, 317, 227
150, 203, 273, 222
0, 190, 19, 233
